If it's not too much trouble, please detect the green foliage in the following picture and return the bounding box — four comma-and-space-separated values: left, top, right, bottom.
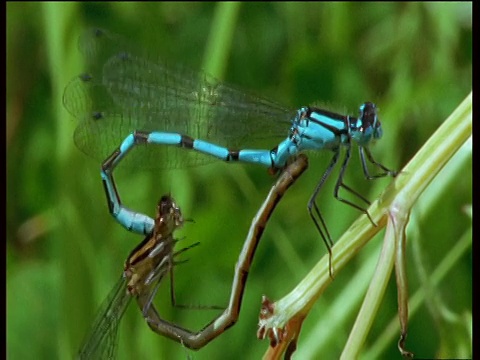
7, 3, 471, 359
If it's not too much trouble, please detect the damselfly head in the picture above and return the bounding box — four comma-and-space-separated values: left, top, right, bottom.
355, 102, 383, 144
157, 195, 184, 229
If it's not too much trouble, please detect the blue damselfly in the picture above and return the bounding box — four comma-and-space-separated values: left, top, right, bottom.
64, 28, 396, 276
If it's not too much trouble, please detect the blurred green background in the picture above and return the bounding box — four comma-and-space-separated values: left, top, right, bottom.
7, 2, 471, 359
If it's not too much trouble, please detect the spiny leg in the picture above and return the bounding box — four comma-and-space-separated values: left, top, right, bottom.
332, 146, 398, 228
140, 243, 192, 314
360, 146, 398, 179
307, 150, 341, 278
169, 243, 223, 311
141, 241, 218, 312
141, 265, 169, 317
333, 143, 377, 226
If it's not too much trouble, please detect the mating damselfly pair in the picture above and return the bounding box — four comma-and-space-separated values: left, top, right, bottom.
64, 28, 396, 277
77, 156, 309, 359
65, 28, 396, 358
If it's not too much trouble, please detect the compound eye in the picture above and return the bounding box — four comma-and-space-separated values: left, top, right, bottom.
359, 102, 379, 131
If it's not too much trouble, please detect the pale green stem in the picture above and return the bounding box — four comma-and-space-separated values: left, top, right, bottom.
261, 92, 472, 358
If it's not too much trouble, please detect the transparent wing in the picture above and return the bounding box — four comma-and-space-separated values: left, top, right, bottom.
63, 28, 294, 169
77, 275, 131, 360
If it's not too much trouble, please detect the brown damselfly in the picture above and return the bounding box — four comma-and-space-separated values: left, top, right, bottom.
77, 155, 308, 358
